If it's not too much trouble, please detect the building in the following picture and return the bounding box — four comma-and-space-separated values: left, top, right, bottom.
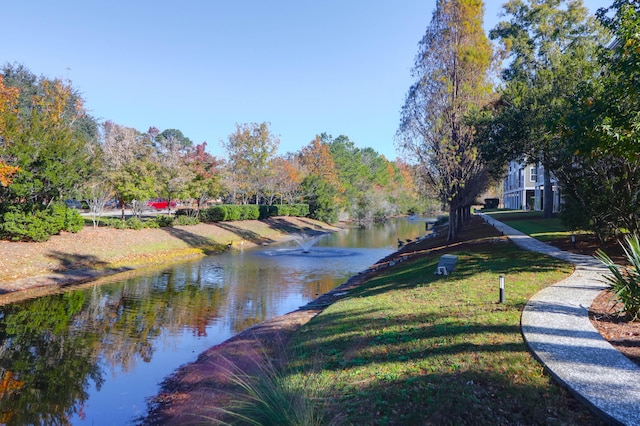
532, 163, 561, 213
503, 160, 536, 210
502, 161, 561, 212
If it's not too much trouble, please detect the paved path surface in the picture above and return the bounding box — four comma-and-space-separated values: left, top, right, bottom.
480, 214, 640, 426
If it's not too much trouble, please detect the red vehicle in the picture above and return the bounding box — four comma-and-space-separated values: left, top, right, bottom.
147, 199, 177, 210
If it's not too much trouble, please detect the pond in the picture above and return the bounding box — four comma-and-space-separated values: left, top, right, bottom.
0, 217, 433, 425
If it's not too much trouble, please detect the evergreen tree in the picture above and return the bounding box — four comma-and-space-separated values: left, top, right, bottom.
398, 0, 494, 240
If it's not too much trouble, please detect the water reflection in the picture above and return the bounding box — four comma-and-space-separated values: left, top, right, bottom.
0, 217, 430, 425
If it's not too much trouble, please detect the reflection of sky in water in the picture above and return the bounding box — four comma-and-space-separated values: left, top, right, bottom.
0, 217, 430, 425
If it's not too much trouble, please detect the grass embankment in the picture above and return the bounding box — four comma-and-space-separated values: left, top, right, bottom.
227, 216, 602, 425
0, 217, 339, 287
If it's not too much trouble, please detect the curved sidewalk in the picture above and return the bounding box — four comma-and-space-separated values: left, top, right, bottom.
481, 214, 640, 426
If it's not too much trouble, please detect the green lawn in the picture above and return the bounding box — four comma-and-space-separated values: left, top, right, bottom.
223, 219, 603, 425
290, 246, 594, 423
484, 209, 589, 242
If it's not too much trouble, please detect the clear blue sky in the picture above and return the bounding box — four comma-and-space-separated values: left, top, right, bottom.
4, 1, 608, 160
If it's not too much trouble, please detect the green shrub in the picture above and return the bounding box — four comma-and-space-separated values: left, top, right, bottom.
259, 205, 277, 219
125, 217, 145, 230
202, 204, 309, 222
175, 208, 199, 217
1, 208, 50, 242
103, 217, 126, 229
204, 206, 227, 222
239, 204, 260, 220
226, 205, 241, 221
292, 204, 309, 217
154, 215, 174, 228
596, 234, 640, 320
64, 207, 84, 233
47, 203, 68, 233
174, 215, 199, 226
144, 219, 160, 228
0, 203, 84, 242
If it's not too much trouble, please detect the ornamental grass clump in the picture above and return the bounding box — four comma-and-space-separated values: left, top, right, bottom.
596, 234, 640, 321
211, 356, 333, 426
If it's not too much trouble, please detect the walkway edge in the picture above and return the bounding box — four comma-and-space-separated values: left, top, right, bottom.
479, 213, 640, 426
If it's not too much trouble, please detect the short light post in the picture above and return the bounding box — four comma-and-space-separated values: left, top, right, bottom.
571, 234, 576, 249
499, 275, 505, 304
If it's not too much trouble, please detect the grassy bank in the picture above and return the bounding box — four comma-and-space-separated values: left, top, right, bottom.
222, 217, 602, 425
0, 217, 339, 287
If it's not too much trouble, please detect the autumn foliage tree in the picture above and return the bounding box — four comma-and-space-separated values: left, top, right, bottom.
397, 0, 494, 240
221, 122, 279, 205
185, 141, 223, 213
0, 75, 21, 187
0, 66, 97, 207
298, 135, 343, 223
100, 121, 157, 220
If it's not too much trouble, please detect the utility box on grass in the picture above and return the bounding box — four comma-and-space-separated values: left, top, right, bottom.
435, 254, 458, 275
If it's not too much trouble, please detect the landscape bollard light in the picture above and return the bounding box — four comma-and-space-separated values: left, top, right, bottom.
571, 234, 576, 249
499, 275, 505, 304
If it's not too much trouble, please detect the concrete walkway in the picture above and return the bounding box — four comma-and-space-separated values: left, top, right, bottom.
480, 214, 640, 426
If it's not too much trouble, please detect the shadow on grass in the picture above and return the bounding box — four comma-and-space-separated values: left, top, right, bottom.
321, 369, 602, 425
356, 242, 570, 300
47, 250, 111, 272
291, 308, 525, 370
287, 306, 606, 424
214, 222, 275, 245
159, 227, 225, 254
264, 217, 329, 236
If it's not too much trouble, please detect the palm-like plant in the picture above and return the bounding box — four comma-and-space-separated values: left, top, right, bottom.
595, 234, 640, 321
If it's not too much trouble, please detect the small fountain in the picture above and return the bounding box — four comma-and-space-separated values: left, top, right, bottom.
293, 234, 324, 253
260, 232, 353, 258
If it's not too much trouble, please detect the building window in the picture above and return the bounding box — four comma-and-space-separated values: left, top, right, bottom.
530, 166, 537, 182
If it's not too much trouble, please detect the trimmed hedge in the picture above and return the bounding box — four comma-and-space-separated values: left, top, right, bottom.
202, 204, 309, 223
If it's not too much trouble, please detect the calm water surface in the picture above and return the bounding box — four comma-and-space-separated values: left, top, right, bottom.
0, 217, 431, 425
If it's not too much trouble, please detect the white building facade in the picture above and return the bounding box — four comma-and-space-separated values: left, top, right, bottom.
503, 161, 537, 210
503, 161, 561, 212
532, 163, 561, 213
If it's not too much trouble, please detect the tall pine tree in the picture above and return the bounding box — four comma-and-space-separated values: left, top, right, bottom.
397, 0, 494, 240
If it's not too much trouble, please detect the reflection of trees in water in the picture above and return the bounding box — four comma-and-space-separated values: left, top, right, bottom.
0, 292, 104, 425
0, 262, 231, 425
0, 242, 384, 424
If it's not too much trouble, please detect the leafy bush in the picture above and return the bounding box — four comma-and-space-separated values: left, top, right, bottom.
1, 208, 50, 242
102, 217, 126, 229
596, 234, 640, 320
144, 219, 160, 228
202, 204, 309, 222
271, 204, 309, 217
125, 217, 145, 230
204, 206, 227, 222
64, 207, 84, 233
0, 203, 85, 242
259, 205, 277, 219
226, 205, 241, 221
239, 204, 260, 220
174, 215, 199, 226
154, 215, 174, 228
175, 208, 199, 218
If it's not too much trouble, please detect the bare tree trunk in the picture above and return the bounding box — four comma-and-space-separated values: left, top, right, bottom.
447, 205, 458, 241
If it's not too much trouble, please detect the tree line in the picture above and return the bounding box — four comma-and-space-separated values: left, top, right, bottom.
397, 0, 640, 242
0, 63, 423, 241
